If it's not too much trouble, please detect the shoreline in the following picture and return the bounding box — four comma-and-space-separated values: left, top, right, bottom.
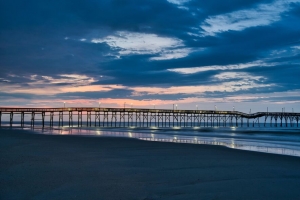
1, 129, 300, 199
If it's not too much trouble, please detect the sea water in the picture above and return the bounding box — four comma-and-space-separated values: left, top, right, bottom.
1, 122, 300, 157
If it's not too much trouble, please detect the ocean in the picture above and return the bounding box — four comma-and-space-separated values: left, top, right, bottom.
1, 121, 300, 157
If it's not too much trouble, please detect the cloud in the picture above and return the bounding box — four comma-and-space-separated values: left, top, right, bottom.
0, 78, 10, 83
166, 0, 190, 10
201, 0, 300, 36
224, 90, 300, 103
167, 61, 273, 74
292, 46, 300, 49
167, 0, 190, 5
213, 72, 265, 82
0, 74, 119, 95
1, 83, 126, 96
131, 72, 272, 95
91, 31, 192, 60
37, 74, 97, 86
150, 48, 193, 60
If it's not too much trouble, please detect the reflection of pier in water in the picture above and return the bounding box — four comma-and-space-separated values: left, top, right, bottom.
42, 128, 300, 157
0, 107, 299, 128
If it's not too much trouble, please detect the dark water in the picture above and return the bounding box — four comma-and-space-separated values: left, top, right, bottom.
2, 122, 300, 157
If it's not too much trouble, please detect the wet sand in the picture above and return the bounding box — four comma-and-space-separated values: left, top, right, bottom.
1, 128, 300, 200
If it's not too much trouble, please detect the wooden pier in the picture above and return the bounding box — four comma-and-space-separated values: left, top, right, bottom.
0, 107, 299, 128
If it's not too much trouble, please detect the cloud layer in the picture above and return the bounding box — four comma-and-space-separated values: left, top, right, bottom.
0, 0, 300, 110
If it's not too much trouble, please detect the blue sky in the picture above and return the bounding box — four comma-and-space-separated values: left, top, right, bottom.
0, 0, 300, 112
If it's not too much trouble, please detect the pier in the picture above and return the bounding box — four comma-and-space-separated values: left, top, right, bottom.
0, 107, 299, 128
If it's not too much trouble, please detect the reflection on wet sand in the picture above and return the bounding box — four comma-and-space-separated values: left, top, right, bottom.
40, 128, 300, 157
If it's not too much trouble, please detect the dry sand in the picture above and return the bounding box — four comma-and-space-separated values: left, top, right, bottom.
1, 128, 300, 200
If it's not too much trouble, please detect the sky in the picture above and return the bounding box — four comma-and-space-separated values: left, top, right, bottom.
0, 0, 300, 112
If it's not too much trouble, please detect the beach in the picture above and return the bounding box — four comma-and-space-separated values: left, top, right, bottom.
1, 129, 300, 200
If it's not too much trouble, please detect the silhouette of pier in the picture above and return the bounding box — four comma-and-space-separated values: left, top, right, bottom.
0, 107, 299, 128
